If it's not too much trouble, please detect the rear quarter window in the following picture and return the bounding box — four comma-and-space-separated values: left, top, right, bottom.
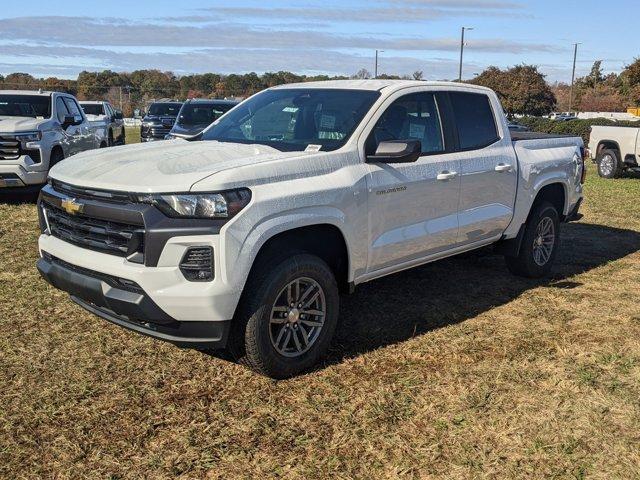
449, 92, 500, 150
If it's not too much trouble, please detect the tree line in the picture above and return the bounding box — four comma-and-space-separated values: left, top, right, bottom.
0, 58, 638, 117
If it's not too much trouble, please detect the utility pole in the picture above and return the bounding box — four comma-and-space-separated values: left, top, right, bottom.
119, 86, 123, 111
458, 27, 473, 82
569, 43, 580, 113
374, 50, 383, 79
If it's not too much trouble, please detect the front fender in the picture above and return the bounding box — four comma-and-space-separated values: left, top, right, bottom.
223, 206, 354, 294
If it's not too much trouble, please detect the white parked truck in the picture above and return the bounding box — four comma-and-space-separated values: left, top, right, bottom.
0, 90, 107, 191
79, 101, 125, 146
36, 81, 585, 378
588, 125, 640, 178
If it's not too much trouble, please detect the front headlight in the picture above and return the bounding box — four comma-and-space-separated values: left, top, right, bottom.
136, 189, 251, 219
13, 131, 42, 145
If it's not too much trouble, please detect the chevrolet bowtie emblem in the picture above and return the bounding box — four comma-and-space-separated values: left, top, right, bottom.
61, 198, 84, 215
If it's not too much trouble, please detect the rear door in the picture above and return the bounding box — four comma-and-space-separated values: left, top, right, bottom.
448, 91, 518, 245
364, 89, 461, 272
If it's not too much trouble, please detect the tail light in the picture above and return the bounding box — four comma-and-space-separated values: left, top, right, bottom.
579, 147, 587, 184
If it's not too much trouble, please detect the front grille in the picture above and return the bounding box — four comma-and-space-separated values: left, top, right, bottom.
0, 136, 20, 160
44, 203, 144, 258
51, 179, 131, 203
150, 126, 171, 137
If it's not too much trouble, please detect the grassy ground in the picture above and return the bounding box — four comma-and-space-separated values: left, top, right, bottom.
1, 168, 639, 478
125, 126, 140, 144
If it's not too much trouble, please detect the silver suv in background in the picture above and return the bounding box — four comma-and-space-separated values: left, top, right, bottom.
166, 99, 238, 139
79, 101, 125, 146
0, 90, 106, 191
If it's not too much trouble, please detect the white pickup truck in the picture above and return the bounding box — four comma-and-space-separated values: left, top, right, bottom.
36, 80, 585, 378
79, 101, 126, 147
588, 125, 640, 178
0, 90, 107, 191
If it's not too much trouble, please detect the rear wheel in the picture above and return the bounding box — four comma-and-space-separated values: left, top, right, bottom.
597, 149, 623, 178
230, 253, 339, 379
505, 201, 560, 278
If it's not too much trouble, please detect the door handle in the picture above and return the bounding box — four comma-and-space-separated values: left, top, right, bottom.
495, 163, 512, 172
437, 171, 458, 181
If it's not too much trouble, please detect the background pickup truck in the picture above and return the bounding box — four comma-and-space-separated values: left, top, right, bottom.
0, 90, 106, 190
79, 101, 125, 146
588, 125, 640, 178
37, 80, 585, 378
140, 100, 183, 142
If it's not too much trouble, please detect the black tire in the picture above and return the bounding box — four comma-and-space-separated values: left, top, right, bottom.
99, 141, 107, 149
230, 253, 339, 379
597, 149, 623, 179
107, 129, 114, 147
118, 128, 126, 145
49, 148, 64, 169
505, 201, 560, 278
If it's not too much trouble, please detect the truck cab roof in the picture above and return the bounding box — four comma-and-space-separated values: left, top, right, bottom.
271, 79, 494, 94
0, 89, 54, 96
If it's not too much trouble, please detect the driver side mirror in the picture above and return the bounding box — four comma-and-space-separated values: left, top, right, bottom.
366, 140, 421, 163
61, 115, 80, 129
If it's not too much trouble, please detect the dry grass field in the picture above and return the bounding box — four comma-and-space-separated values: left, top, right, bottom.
1, 160, 639, 478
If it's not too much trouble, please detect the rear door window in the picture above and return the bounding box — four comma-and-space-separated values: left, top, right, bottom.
449, 92, 499, 150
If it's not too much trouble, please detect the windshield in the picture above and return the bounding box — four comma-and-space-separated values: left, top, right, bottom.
0, 94, 51, 118
201, 88, 380, 152
81, 104, 105, 116
177, 103, 235, 127
147, 103, 182, 117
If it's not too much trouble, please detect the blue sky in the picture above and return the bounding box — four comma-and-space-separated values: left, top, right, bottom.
0, 0, 637, 82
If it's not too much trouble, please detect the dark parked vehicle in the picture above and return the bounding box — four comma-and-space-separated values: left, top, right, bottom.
140, 101, 183, 142
166, 99, 239, 139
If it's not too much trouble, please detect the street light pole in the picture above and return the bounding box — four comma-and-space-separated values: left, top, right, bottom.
569, 43, 580, 113
374, 50, 384, 78
458, 27, 473, 82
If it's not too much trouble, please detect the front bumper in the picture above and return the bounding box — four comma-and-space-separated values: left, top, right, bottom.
0, 152, 48, 187
37, 254, 231, 349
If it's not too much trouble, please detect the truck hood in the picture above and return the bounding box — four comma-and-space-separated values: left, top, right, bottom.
0, 116, 43, 132
49, 139, 301, 192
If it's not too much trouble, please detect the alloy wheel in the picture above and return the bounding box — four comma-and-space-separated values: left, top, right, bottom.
532, 216, 555, 266
269, 277, 326, 357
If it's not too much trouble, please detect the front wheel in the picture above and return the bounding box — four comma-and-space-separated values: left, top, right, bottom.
230, 253, 339, 379
505, 201, 560, 278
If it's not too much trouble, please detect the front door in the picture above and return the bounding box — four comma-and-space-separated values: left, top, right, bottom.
365, 91, 461, 272
63, 97, 94, 152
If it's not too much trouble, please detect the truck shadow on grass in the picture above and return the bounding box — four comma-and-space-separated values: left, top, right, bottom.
323, 222, 640, 366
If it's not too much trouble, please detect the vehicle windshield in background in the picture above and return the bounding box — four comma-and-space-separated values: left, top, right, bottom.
148, 103, 182, 116
201, 89, 380, 152
80, 104, 104, 116
0, 94, 51, 118
177, 103, 235, 127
